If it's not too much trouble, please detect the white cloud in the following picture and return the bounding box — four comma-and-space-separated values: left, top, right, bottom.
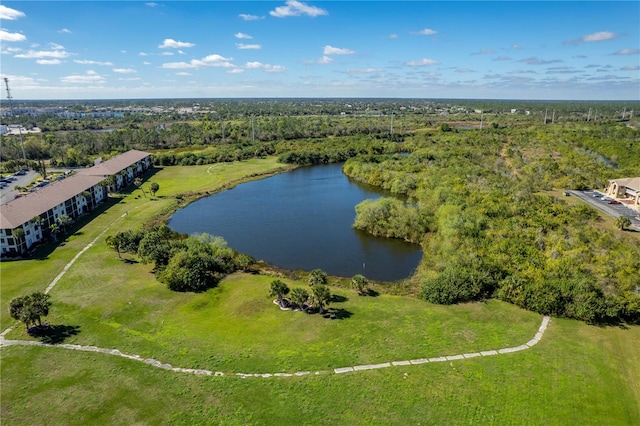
175, 72, 191, 76
318, 55, 333, 64
346, 68, 382, 74
228, 68, 245, 74
236, 43, 261, 50
582, 31, 617, 42
613, 48, 640, 55
235, 32, 253, 39
621, 65, 640, 71
37, 59, 62, 65
139, 52, 150, 56
113, 68, 137, 74
245, 61, 286, 72
323, 45, 355, 55
119, 77, 141, 81
270, 0, 328, 18
493, 56, 511, 61
565, 31, 619, 45
146, 2, 158, 7
389, 34, 398, 40
0, 29, 26, 42
161, 51, 174, 56
511, 44, 522, 50
15, 49, 71, 59
59, 28, 72, 34
75, 59, 114, 66
412, 28, 437, 36
49, 42, 65, 50
162, 54, 234, 69
159, 38, 195, 49
61, 70, 106, 84
239, 14, 262, 21
405, 58, 439, 66
0, 5, 25, 20
472, 49, 494, 55
518, 57, 562, 65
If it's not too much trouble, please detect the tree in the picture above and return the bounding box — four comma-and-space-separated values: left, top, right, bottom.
10, 292, 51, 330
49, 223, 60, 241
149, 182, 159, 196
57, 215, 72, 234
134, 177, 146, 197
351, 274, 368, 295
106, 234, 124, 258
269, 279, 290, 308
159, 250, 220, 292
31, 216, 44, 228
308, 269, 328, 286
615, 216, 632, 231
309, 284, 331, 314
12, 228, 25, 251
290, 287, 309, 311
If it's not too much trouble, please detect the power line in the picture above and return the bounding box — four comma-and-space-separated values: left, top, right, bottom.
3, 78, 27, 162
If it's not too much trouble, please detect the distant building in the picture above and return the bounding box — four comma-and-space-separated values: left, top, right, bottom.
0, 149, 151, 257
605, 177, 640, 211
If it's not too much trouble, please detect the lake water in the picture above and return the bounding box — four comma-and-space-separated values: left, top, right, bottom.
168, 163, 422, 282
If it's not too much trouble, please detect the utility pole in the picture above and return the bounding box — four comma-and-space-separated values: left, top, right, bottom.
390, 112, 394, 136
3, 78, 27, 162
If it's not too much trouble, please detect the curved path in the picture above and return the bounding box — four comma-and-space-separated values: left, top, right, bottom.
0, 316, 550, 378
0, 201, 552, 378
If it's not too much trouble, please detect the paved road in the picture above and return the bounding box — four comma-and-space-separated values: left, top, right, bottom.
569, 190, 640, 231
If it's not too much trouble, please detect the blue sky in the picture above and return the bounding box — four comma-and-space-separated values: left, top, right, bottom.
1, 1, 639, 100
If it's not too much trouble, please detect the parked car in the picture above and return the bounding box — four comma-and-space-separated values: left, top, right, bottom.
14, 170, 26, 176
608, 200, 622, 204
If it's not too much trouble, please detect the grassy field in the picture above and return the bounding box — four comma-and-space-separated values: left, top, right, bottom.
2, 157, 639, 425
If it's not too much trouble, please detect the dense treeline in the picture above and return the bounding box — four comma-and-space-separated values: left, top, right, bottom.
106, 226, 253, 292
345, 123, 640, 323
3, 98, 637, 167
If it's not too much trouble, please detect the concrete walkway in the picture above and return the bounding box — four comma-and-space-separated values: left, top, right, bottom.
0, 199, 552, 378
0, 316, 551, 378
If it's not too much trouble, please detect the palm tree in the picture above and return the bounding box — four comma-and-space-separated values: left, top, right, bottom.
308, 269, 328, 286
12, 228, 25, 253
57, 215, 72, 234
269, 279, 290, 308
149, 182, 159, 197
49, 223, 60, 242
134, 177, 146, 197
351, 274, 368, 295
290, 287, 309, 311
310, 284, 331, 314
106, 234, 123, 258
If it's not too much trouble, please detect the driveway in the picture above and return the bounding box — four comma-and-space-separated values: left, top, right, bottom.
569, 190, 640, 231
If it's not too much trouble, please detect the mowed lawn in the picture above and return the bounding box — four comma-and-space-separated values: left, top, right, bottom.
2, 157, 640, 425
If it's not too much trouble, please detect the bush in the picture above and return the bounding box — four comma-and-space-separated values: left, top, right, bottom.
420, 266, 495, 305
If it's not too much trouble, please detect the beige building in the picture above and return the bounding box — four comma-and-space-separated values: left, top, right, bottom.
0, 150, 151, 257
605, 177, 640, 212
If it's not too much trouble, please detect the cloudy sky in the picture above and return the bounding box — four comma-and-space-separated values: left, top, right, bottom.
1, 1, 638, 100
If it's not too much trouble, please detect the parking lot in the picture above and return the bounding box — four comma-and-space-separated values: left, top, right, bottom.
569, 190, 640, 231
0, 169, 40, 205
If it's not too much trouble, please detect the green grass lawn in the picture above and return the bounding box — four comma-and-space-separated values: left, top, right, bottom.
2, 157, 639, 425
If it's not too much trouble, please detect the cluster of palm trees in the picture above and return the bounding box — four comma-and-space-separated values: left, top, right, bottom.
9, 292, 51, 330
269, 269, 370, 315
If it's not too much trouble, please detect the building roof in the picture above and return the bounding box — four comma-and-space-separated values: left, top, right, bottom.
0, 149, 151, 230
610, 177, 640, 191
0, 174, 104, 229
77, 149, 150, 177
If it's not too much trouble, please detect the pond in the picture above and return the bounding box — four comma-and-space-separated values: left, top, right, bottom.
168, 163, 422, 282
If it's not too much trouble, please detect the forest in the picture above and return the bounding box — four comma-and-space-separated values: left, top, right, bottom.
2, 98, 639, 324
